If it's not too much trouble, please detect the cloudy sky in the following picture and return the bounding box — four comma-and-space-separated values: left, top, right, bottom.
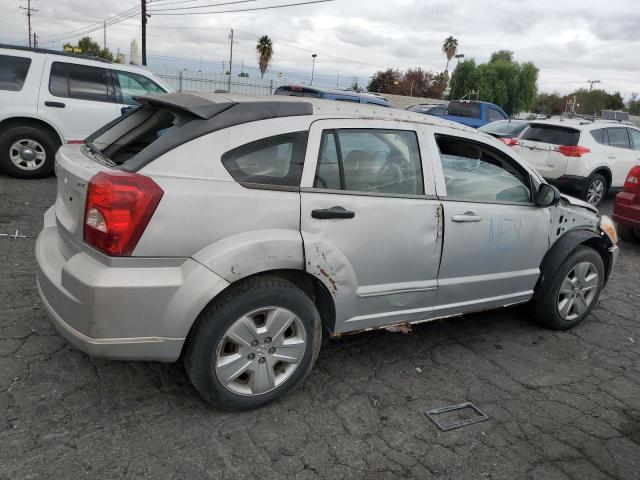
1, 0, 638, 97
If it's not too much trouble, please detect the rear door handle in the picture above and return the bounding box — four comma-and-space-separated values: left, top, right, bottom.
311, 206, 355, 219
44, 101, 66, 108
607, 153, 616, 159
451, 212, 482, 223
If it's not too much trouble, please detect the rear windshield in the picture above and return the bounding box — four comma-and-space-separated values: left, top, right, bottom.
447, 101, 481, 119
521, 124, 580, 146
274, 86, 320, 98
0, 55, 31, 91
87, 105, 195, 165
479, 121, 526, 137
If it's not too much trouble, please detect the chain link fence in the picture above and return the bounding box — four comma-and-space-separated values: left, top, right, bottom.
151, 68, 286, 96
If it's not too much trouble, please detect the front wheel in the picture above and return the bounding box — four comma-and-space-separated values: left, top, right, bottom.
531, 246, 604, 330
184, 276, 322, 410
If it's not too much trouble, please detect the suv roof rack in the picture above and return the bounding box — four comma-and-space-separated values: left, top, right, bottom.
0, 43, 113, 64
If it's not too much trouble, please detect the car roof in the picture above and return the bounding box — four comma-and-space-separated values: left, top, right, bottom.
135, 92, 479, 133
526, 117, 635, 130
0, 43, 158, 75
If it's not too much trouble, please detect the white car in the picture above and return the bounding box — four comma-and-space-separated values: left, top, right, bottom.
513, 119, 640, 206
0, 44, 172, 178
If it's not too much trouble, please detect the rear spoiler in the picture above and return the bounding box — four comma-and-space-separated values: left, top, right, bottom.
133, 93, 237, 120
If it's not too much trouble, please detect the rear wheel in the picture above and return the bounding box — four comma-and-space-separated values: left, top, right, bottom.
618, 224, 640, 243
184, 276, 322, 410
532, 246, 604, 330
0, 125, 60, 178
582, 173, 608, 206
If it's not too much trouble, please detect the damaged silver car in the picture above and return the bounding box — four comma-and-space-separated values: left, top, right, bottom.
36, 93, 618, 409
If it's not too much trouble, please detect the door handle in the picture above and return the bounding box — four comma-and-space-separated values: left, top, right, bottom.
451, 212, 482, 223
607, 153, 616, 159
44, 101, 66, 108
311, 206, 355, 219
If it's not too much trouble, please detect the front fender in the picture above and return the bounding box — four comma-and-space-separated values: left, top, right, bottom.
191, 229, 304, 282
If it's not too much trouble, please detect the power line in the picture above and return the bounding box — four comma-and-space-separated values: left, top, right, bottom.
148, 0, 258, 11
149, 0, 334, 15
19, 0, 38, 47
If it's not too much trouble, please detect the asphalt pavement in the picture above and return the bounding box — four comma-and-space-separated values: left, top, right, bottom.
1, 175, 639, 480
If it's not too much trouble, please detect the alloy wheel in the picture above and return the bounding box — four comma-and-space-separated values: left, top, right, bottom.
557, 261, 599, 321
215, 307, 307, 396
9, 139, 47, 171
586, 179, 605, 205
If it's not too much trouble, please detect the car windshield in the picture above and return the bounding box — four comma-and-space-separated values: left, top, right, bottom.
521, 124, 580, 145
479, 121, 526, 137
447, 101, 481, 118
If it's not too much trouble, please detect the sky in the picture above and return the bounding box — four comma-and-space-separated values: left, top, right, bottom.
1, 0, 639, 98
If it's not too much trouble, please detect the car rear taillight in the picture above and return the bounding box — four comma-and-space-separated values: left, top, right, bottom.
83, 171, 163, 256
498, 138, 520, 147
623, 166, 640, 192
558, 145, 590, 157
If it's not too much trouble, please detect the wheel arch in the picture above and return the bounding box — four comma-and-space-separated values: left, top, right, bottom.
535, 228, 613, 297
589, 167, 612, 189
0, 116, 63, 146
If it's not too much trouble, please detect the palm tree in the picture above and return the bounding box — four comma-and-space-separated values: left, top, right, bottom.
256, 35, 273, 79
442, 36, 458, 73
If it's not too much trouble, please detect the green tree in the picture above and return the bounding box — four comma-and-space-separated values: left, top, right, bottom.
367, 68, 402, 93
570, 88, 624, 115
367, 68, 446, 98
255, 35, 273, 79
64, 36, 113, 61
532, 93, 567, 116
442, 36, 458, 73
629, 93, 640, 116
446, 52, 538, 115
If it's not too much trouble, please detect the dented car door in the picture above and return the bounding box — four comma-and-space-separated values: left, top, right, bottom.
426, 126, 551, 317
299, 119, 442, 334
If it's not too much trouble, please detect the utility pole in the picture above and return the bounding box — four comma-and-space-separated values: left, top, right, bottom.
588, 79, 601, 93
19, 0, 38, 47
32, 32, 37, 47
103, 20, 107, 50
311, 53, 317, 85
228, 28, 234, 92
141, 0, 147, 66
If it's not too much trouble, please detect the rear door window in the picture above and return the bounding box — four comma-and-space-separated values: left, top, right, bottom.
607, 128, 631, 149
521, 124, 580, 146
447, 102, 481, 119
590, 128, 609, 145
0, 55, 31, 91
222, 132, 308, 187
49, 62, 111, 102
314, 129, 424, 195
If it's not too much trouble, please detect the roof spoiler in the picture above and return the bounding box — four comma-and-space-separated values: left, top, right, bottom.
133, 93, 238, 120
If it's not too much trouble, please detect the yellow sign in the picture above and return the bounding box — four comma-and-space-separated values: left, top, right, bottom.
64, 46, 82, 53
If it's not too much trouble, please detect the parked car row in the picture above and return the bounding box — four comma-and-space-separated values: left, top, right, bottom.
0, 44, 171, 178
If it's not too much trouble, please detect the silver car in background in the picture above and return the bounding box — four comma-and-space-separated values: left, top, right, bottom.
36, 93, 619, 409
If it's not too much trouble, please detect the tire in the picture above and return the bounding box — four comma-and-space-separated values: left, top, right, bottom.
184, 275, 322, 410
531, 246, 604, 330
582, 173, 608, 207
0, 125, 60, 179
618, 224, 640, 243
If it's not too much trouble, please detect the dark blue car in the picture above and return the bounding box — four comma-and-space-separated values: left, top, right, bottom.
274, 85, 393, 108
412, 100, 508, 128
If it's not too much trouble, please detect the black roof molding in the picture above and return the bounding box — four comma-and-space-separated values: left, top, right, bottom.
133, 93, 238, 120
120, 99, 314, 172
0, 43, 113, 63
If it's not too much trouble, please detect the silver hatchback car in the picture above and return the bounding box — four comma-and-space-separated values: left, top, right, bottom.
36, 93, 619, 409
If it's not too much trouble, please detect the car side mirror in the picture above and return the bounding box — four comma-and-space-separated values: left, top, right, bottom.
536, 183, 561, 207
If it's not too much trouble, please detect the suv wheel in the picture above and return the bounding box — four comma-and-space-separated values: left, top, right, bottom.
583, 173, 607, 206
0, 125, 60, 179
532, 246, 604, 330
184, 275, 322, 410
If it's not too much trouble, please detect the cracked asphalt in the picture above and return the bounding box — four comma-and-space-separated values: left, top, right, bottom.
1, 173, 639, 480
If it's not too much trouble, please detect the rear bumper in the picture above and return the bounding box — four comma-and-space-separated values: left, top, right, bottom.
36, 225, 229, 362
612, 193, 640, 229
545, 175, 587, 196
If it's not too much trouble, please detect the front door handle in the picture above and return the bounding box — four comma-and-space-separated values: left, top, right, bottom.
451, 212, 482, 223
311, 206, 355, 219
44, 101, 66, 108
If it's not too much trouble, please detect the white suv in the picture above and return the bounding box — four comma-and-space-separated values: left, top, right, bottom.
513, 119, 640, 206
0, 45, 172, 178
